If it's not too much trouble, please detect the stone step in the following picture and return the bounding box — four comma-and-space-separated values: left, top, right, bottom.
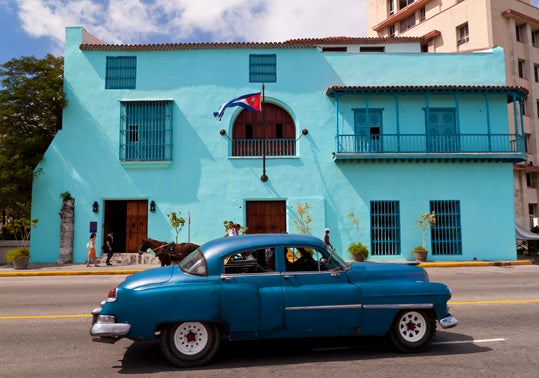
97, 252, 161, 266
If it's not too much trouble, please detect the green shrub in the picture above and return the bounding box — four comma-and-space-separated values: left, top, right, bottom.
6, 247, 30, 263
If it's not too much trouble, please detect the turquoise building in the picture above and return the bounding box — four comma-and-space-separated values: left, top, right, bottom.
30, 27, 527, 263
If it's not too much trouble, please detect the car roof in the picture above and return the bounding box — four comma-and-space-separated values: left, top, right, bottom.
201, 233, 326, 261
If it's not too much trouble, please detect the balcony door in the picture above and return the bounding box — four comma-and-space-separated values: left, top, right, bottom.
426, 108, 458, 152
354, 109, 383, 152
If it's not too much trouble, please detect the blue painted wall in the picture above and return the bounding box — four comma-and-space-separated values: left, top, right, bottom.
31, 27, 517, 263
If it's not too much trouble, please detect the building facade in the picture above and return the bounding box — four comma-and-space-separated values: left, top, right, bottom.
367, 0, 539, 230
30, 27, 526, 263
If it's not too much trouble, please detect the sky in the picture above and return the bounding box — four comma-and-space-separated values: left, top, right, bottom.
0, 0, 367, 65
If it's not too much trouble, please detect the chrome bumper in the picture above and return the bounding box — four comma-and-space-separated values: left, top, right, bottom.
439, 313, 458, 329
90, 307, 131, 343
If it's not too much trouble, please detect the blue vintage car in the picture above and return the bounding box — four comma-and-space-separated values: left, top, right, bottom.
91, 234, 457, 367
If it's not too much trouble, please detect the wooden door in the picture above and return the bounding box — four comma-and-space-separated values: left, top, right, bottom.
125, 200, 148, 252
246, 201, 286, 234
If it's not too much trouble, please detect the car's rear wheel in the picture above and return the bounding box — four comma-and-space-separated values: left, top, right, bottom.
389, 310, 435, 353
161, 321, 220, 367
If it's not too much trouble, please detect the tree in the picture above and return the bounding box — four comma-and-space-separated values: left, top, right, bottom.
0, 55, 65, 211
167, 211, 186, 243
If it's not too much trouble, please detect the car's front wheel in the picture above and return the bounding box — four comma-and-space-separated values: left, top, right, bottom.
161, 321, 220, 367
389, 310, 435, 353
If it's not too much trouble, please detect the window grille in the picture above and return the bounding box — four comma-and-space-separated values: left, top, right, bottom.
249, 54, 276, 82
106, 56, 136, 89
371, 201, 401, 256
119, 101, 172, 161
430, 200, 462, 256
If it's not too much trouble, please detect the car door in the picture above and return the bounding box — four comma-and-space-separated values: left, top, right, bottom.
219, 248, 284, 335
278, 246, 363, 333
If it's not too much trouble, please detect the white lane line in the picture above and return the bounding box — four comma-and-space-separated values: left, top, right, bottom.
433, 338, 505, 345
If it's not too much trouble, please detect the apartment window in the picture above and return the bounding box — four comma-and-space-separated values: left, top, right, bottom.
419, 7, 426, 21
388, 0, 395, 15
516, 24, 522, 42
249, 54, 276, 83
533, 31, 539, 47
399, 0, 414, 10
399, 14, 416, 33
529, 204, 537, 229
371, 201, 401, 256
105, 56, 136, 89
321, 47, 347, 52
518, 59, 525, 79
526, 133, 531, 153
535, 65, 539, 82
536, 100, 539, 118
430, 200, 462, 256
360, 46, 385, 52
456, 23, 469, 46
527, 172, 538, 188
119, 100, 172, 161
389, 24, 396, 37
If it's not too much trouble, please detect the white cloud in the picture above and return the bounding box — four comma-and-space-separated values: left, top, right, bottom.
12, 0, 366, 53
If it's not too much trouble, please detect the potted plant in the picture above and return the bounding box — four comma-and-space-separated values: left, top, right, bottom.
348, 242, 369, 262
3, 205, 38, 269
6, 247, 30, 270
413, 211, 436, 262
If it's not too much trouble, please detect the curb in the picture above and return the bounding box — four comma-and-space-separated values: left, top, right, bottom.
0, 269, 143, 277
0, 259, 534, 277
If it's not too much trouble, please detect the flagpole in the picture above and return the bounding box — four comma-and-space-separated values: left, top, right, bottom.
261, 83, 268, 182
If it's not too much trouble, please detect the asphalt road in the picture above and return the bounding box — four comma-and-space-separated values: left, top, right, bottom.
1, 265, 538, 377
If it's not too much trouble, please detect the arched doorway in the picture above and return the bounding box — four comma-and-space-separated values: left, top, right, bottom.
232, 103, 296, 156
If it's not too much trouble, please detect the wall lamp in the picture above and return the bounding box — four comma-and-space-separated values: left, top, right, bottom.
92, 201, 99, 213
219, 128, 231, 140
149, 200, 156, 212
296, 128, 309, 141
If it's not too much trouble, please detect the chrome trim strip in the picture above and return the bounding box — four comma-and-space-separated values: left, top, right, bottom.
363, 303, 433, 310
286, 304, 363, 311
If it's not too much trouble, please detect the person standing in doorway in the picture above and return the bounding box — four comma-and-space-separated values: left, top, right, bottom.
105, 232, 114, 266
225, 221, 238, 237
86, 233, 98, 267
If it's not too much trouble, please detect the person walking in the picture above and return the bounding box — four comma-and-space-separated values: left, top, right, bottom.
105, 232, 114, 265
225, 221, 238, 237
86, 233, 98, 267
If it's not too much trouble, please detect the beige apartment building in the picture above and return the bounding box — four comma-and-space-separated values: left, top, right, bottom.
368, 0, 539, 230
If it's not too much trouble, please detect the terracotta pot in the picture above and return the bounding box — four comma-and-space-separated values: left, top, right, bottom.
352, 254, 365, 262
413, 249, 428, 262
12, 256, 30, 270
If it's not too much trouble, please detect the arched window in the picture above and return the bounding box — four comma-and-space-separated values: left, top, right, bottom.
232, 103, 296, 156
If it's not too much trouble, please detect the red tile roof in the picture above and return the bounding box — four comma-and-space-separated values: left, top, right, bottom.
326, 85, 529, 97
79, 36, 421, 51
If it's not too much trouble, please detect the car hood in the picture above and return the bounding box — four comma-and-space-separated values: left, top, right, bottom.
120, 266, 175, 290
347, 262, 429, 282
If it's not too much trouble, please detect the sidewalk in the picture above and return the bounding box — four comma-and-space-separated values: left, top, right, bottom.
0, 258, 535, 277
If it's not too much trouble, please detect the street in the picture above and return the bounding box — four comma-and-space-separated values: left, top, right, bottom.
0, 265, 538, 377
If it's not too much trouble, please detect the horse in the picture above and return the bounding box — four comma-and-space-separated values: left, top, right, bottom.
139, 238, 199, 267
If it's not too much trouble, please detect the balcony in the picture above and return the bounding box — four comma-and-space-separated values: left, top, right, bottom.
334, 133, 526, 162
232, 138, 296, 157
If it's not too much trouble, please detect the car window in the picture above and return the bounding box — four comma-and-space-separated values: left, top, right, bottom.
284, 246, 347, 272
223, 248, 276, 274
179, 248, 207, 276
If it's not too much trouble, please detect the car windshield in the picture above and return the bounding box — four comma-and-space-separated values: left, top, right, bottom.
179, 248, 207, 276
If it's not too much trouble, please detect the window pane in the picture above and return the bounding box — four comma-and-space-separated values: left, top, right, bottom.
249, 54, 276, 82
430, 200, 462, 256
371, 201, 401, 256
120, 101, 172, 161
106, 56, 136, 89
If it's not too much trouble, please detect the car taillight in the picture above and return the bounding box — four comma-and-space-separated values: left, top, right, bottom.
106, 288, 117, 302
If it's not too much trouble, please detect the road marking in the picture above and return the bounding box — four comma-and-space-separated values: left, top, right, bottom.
449, 299, 539, 305
2, 299, 538, 320
433, 338, 505, 345
0, 314, 91, 320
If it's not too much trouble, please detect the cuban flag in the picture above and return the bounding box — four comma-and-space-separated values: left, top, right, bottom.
213, 92, 262, 121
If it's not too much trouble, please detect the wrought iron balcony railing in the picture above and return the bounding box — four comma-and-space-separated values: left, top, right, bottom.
232, 138, 296, 156
336, 133, 524, 154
